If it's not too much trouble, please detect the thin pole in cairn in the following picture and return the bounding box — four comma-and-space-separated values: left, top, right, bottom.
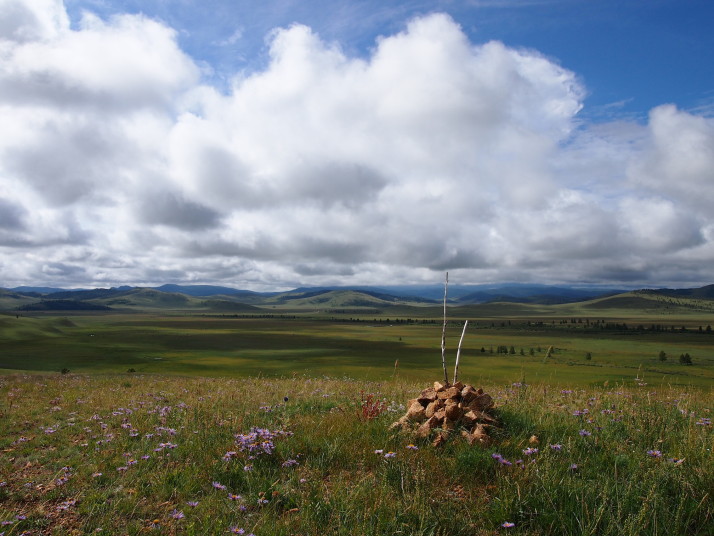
453, 320, 468, 384
441, 272, 449, 385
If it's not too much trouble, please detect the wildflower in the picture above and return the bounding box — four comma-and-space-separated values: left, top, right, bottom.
257, 498, 269, 505
569, 463, 579, 471
92, 472, 102, 478
243, 464, 253, 472
116, 466, 128, 472
523, 447, 538, 456
187, 501, 199, 507
228, 493, 242, 501
384, 451, 396, 458
491, 453, 512, 466
647, 449, 663, 458
501, 521, 515, 528
406, 444, 418, 450
549, 444, 563, 451
170, 510, 184, 520
229, 528, 245, 535
374, 449, 384, 455
212, 481, 227, 490
668, 458, 685, 465
281, 459, 299, 467
16, 515, 26, 521
578, 429, 591, 437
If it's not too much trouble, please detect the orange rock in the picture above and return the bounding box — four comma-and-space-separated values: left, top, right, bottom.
425, 400, 438, 418
467, 393, 493, 411
445, 403, 462, 421
437, 386, 461, 400
418, 388, 437, 403
406, 400, 427, 422
461, 385, 478, 403
415, 415, 440, 438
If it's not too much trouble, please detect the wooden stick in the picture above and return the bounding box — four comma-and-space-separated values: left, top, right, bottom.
453, 320, 468, 383
441, 272, 449, 384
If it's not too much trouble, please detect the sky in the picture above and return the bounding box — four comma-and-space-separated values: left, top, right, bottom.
1, 0, 713, 291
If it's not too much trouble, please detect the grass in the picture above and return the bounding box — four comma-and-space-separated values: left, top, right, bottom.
2, 313, 713, 387
0, 373, 712, 535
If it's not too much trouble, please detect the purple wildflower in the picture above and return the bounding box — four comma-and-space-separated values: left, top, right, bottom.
501, 521, 515, 528
647, 449, 663, 458
578, 429, 591, 437
170, 509, 185, 520
492, 453, 512, 466
212, 481, 227, 490
523, 447, 539, 456
549, 444, 563, 451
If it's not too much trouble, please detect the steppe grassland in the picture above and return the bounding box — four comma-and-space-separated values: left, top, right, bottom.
1, 373, 712, 535
2, 313, 714, 387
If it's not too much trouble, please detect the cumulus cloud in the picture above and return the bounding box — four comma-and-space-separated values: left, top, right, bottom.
0, 1, 713, 289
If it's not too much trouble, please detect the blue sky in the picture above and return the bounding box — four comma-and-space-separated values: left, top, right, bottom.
63, 0, 714, 118
1, 0, 713, 290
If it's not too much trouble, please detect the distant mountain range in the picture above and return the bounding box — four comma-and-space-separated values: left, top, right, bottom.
0, 284, 714, 313
2, 283, 713, 313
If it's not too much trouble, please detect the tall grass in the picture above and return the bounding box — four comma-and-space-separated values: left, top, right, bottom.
1, 373, 712, 535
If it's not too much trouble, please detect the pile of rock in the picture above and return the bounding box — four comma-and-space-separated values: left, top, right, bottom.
391, 381, 498, 446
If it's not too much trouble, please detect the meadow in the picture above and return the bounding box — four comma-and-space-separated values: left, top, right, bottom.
1, 373, 712, 535
1, 310, 713, 388
1, 306, 713, 534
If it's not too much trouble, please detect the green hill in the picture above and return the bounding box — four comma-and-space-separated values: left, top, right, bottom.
0, 289, 35, 310
0, 315, 77, 340
258, 289, 420, 309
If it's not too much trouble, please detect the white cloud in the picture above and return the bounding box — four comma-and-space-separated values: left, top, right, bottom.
629, 104, 714, 217
0, 3, 713, 289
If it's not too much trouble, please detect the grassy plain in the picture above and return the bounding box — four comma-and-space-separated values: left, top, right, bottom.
1, 300, 713, 534
1, 307, 713, 388
1, 373, 712, 535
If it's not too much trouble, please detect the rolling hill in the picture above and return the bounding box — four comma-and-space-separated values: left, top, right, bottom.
2, 283, 713, 314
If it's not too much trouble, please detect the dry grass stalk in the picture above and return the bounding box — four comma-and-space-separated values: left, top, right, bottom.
453, 320, 468, 384
441, 271, 449, 384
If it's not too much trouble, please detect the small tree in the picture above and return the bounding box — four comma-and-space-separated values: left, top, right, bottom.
679, 353, 693, 365
585, 352, 592, 361
658, 351, 667, 362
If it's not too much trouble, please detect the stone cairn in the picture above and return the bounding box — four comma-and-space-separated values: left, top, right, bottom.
391, 380, 497, 447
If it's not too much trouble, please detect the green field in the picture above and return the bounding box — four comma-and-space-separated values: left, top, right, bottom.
2, 307, 713, 388
2, 301, 713, 535
1, 373, 712, 535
